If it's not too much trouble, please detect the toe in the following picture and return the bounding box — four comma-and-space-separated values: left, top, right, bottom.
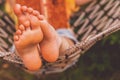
25, 22, 31, 30
38, 15, 45, 20
14, 35, 19, 41
19, 25, 25, 31
14, 4, 30, 28
29, 15, 40, 29
24, 20, 30, 28
14, 4, 22, 16
16, 29, 22, 35
27, 7, 33, 14
33, 10, 39, 16
14, 4, 31, 28
21, 6, 27, 12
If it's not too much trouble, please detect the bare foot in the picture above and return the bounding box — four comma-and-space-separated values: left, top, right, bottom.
21, 5, 62, 62
14, 24, 42, 71
25, 6, 69, 63
39, 18, 62, 62
14, 4, 43, 71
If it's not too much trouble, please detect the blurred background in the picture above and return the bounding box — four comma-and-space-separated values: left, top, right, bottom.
0, 0, 120, 80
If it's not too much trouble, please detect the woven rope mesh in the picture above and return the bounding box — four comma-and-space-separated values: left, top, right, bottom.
72, 0, 120, 41
0, 0, 120, 75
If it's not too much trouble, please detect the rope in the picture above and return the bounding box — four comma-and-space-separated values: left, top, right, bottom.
0, 0, 119, 75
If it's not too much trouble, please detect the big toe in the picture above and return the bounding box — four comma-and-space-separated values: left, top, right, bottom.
29, 14, 40, 29
14, 4, 22, 16
14, 4, 30, 27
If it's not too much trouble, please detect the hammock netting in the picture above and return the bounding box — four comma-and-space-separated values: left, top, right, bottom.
0, 0, 120, 75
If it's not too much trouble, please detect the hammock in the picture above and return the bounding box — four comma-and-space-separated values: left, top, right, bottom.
0, 0, 120, 75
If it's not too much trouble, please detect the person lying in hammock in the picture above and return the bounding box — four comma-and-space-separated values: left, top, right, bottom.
13, 0, 92, 71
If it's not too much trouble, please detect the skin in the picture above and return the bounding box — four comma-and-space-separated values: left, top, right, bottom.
23, 5, 62, 62
75, 0, 92, 6
14, 4, 43, 71
14, 4, 63, 71
13, 0, 92, 71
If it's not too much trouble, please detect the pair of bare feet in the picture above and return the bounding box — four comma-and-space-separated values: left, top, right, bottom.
14, 4, 62, 71
13, 0, 92, 71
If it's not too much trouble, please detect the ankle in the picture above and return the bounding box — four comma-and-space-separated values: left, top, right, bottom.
59, 37, 74, 56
